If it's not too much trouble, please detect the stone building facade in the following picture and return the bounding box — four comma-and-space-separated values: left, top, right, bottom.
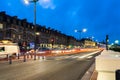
80, 38, 97, 48
0, 11, 82, 49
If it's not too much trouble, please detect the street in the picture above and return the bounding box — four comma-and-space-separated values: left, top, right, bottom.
0, 51, 101, 80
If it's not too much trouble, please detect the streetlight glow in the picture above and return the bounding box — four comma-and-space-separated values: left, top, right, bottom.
74, 30, 78, 32
74, 28, 87, 40
115, 40, 119, 44
82, 28, 87, 32
91, 36, 94, 39
36, 32, 40, 35
111, 43, 114, 45
24, 0, 29, 4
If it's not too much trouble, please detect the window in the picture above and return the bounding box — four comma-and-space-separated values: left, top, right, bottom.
18, 21, 21, 26
0, 47, 5, 52
0, 33, 3, 39
0, 16, 3, 21
0, 23, 3, 29
7, 18, 10, 23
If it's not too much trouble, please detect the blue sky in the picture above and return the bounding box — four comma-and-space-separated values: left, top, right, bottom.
0, 0, 120, 44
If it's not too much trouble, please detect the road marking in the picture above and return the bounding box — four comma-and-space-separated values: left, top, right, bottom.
79, 51, 100, 59
45, 51, 100, 61
87, 56, 93, 59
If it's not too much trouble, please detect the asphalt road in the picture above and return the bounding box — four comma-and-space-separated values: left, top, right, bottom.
0, 51, 101, 80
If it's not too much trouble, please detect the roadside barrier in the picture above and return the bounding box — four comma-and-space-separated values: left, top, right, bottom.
34, 52, 36, 60
9, 56, 12, 64
30, 53, 33, 59
23, 53, 26, 62
5, 52, 42, 64
18, 53, 20, 59
6, 54, 9, 61
27, 54, 29, 59
38, 56, 40, 59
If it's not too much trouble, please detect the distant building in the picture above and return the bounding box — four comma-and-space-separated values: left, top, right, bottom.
80, 38, 97, 48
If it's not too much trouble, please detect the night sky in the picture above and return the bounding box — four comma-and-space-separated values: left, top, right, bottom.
0, 0, 120, 44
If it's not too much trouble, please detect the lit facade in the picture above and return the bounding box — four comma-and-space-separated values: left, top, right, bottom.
80, 38, 97, 48
0, 11, 82, 49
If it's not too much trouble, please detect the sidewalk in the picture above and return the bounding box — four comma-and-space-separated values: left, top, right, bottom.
89, 50, 120, 80
81, 63, 98, 80
0, 54, 37, 65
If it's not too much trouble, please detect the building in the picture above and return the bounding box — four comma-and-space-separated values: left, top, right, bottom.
80, 38, 97, 48
0, 11, 82, 49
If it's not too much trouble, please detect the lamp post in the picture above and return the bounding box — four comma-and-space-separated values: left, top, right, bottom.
75, 28, 87, 40
106, 35, 109, 50
35, 32, 40, 48
24, 0, 39, 60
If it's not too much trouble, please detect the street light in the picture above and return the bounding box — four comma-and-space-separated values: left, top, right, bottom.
90, 36, 94, 41
115, 40, 119, 44
35, 32, 40, 35
75, 28, 87, 40
24, 0, 39, 60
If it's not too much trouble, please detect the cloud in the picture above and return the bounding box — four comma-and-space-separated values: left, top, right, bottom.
38, 0, 55, 9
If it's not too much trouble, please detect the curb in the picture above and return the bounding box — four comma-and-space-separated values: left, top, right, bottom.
81, 63, 95, 80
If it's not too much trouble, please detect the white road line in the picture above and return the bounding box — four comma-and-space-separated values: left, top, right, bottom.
79, 51, 100, 59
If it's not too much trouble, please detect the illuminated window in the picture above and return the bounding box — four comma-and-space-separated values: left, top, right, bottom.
19, 35, 21, 39
0, 23, 3, 29
13, 34, 15, 38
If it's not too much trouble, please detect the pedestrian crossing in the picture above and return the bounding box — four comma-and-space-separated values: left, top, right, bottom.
39, 51, 100, 61
42, 54, 94, 61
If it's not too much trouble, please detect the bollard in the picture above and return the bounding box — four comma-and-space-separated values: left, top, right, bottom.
34, 52, 36, 60
38, 56, 40, 60
27, 54, 29, 59
23, 54, 26, 62
31, 53, 33, 59
18, 53, 20, 59
7, 54, 9, 61
42, 56, 44, 59
9, 56, 12, 64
